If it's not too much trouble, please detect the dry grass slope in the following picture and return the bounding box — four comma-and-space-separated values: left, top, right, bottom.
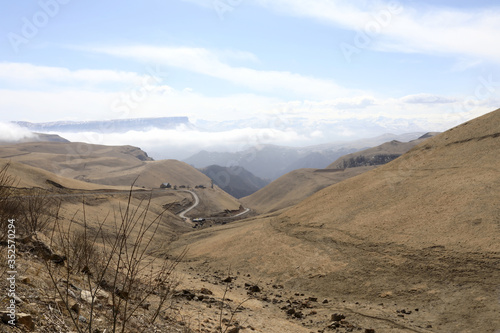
241, 166, 374, 214
170, 108, 500, 332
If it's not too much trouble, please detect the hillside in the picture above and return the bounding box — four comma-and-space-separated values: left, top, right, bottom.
241, 166, 374, 213
327, 132, 439, 169
201, 165, 269, 199
0, 141, 242, 215
170, 108, 500, 332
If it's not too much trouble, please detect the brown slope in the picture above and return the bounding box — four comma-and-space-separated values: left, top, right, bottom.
283, 111, 500, 252
327, 132, 439, 169
0, 158, 127, 190
170, 108, 500, 332
240, 166, 374, 214
0, 142, 241, 214
0, 142, 151, 182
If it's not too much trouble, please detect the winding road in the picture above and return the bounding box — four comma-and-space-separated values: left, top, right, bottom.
178, 190, 200, 220
177, 189, 250, 221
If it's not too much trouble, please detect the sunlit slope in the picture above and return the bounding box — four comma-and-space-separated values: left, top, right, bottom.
0, 158, 127, 190
170, 109, 500, 332
0, 142, 241, 213
0, 142, 151, 183
241, 166, 374, 214
282, 109, 500, 252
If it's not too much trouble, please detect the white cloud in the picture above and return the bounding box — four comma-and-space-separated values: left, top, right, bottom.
0, 62, 147, 87
58, 126, 309, 160
240, 0, 500, 62
401, 94, 457, 104
0, 122, 37, 142
87, 45, 353, 100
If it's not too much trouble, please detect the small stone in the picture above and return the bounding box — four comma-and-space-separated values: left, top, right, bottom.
17, 313, 35, 331
71, 303, 80, 315
19, 276, 31, 284
331, 313, 346, 321
200, 288, 213, 295
248, 285, 261, 293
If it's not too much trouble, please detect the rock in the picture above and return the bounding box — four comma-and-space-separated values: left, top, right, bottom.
322, 299, 329, 304
1, 312, 35, 331
200, 288, 213, 295
80, 290, 93, 304
222, 276, 233, 283
293, 311, 304, 319
365, 329, 375, 333
227, 327, 240, 333
248, 285, 261, 293
331, 313, 346, 321
79, 315, 87, 323
50, 253, 67, 264
19, 276, 31, 284
71, 303, 80, 315
17, 313, 35, 331
94, 288, 110, 303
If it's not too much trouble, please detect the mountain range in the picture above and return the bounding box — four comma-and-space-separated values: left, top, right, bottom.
14, 117, 191, 133
185, 132, 427, 180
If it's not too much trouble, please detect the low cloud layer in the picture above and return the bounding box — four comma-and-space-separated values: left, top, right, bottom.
58, 126, 312, 160
0, 122, 37, 142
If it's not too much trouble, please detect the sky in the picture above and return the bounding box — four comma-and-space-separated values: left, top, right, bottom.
0, 0, 499, 157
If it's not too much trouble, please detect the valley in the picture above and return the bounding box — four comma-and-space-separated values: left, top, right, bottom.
0, 110, 499, 332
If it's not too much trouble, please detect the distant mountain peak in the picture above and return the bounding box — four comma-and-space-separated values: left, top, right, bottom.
13, 117, 192, 133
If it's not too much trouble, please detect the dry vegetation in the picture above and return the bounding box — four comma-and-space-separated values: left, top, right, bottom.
2, 109, 500, 332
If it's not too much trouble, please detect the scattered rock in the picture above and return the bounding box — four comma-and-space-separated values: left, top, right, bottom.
17, 313, 35, 331
331, 313, 346, 321
71, 303, 80, 315
1, 312, 34, 331
200, 288, 213, 295
248, 285, 261, 293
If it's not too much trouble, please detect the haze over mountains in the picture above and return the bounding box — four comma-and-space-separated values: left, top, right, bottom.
12, 117, 432, 162
185, 132, 426, 180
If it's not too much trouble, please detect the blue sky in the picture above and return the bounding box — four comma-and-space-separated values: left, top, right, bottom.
0, 0, 499, 155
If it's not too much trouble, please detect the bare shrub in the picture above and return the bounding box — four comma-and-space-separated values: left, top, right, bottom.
18, 188, 60, 235
44, 186, 185, 333
0, 162, 20, 241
